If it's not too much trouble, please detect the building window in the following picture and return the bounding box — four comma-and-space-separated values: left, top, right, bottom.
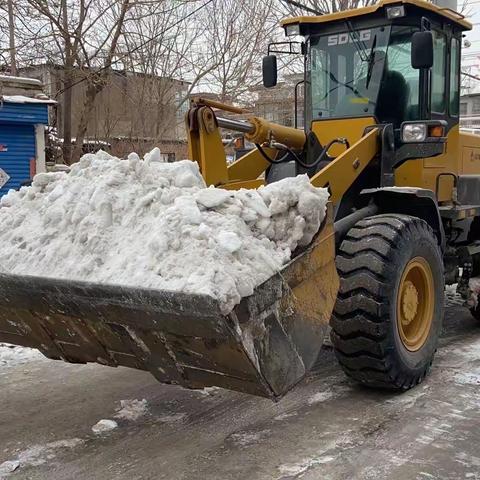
460, 102, 468, 116
175, 92, 188, 118
160, 152, 176, 162
473, 97, 480, 115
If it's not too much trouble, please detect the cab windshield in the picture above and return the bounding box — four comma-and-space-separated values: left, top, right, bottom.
306, 25, 420, 128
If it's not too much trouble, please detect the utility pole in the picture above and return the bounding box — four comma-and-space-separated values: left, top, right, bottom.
7, 0, 17, 76
61, 0, 73, 164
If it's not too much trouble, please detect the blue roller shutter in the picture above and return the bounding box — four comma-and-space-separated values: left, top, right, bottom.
0, 102, 49, 125
0, 123, 36, 196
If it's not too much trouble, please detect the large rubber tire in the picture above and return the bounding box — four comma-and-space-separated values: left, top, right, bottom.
331, 214, 444, 390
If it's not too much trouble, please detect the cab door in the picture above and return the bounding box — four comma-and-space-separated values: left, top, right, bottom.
396, 26, 461, 202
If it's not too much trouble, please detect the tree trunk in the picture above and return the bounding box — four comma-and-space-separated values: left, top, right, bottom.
62, 68, 74, 165
61, 0, 74, 165
7, 0, 17, 76
71, 0, 131, 163
71, 80, 100, 163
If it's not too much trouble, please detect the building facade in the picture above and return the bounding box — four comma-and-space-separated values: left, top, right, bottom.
20, 65, 190, 159
250, 74, 305, 130
460, 92, 480, 134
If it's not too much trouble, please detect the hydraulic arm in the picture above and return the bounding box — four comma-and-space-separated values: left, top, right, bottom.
186, 97, 379, 203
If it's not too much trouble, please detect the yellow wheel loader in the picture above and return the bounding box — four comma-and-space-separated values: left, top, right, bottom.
1, 0, 479, 399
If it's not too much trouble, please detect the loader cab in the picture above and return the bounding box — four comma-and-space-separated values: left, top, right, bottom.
306, 24, 414, 128
303, 23, 461, 130
274, 0, 468, 146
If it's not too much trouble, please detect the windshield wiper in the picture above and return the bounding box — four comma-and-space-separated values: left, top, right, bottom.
317, 70, 363, 103
345, 20, 368, 62
365, 34, 378, 89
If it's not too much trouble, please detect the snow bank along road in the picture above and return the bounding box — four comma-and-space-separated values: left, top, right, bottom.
0, 290, 479, 480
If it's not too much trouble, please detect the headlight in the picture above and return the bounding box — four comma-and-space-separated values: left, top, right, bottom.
402, 123, 427, 143
285, 23, 300, 37
386, 5, 406, 19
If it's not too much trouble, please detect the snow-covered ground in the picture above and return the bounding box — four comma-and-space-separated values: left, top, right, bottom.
0, 304, 479, 480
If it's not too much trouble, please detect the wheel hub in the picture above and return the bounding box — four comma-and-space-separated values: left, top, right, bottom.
396, 257, 435, 352
401, 281, 419, 325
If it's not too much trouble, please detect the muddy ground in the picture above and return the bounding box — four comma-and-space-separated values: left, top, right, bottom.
0, 289, 479, 480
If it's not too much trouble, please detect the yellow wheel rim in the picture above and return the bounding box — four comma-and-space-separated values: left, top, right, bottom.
396, 257, 434, 352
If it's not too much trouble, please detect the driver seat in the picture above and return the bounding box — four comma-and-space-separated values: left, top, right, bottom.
374, 51, 410, 128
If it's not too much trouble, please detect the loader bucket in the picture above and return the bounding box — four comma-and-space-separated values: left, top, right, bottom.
0, 206, 339, 399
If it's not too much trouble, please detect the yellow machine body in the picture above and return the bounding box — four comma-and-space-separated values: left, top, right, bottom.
394, 130, 480, 202
186, 98, 380, 205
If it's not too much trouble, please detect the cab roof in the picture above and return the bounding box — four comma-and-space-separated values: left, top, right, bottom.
281, 0, 472, 31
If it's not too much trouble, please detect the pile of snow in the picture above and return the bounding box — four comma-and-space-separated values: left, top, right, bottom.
91, 419, 118, 434
114, 399, 148, 421
0, 438, 83, 474
0, 150, 329, 313
0, 343, 44, 368
0, 460, 19, 475
469, 277, 480, 308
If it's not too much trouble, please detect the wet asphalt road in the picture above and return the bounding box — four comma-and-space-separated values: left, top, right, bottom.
1, 289, 480, 480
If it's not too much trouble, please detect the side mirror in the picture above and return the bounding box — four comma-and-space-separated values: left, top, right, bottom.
411, 31, 433, 69
262, 55, 278, 88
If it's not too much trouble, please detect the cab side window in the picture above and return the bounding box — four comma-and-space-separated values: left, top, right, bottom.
450, 37, 460, 116
431, 31, 447, 113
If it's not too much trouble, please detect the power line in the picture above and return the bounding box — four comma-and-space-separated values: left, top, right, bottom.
458, 0, 480, 5
55, 0, 214, 97
280, 0, 325, 15
462, 70, 480, 81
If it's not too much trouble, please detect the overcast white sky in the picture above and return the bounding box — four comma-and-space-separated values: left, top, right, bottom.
459, 0, 480, 90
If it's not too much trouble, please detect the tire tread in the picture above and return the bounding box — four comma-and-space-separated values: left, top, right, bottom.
331, 214, 441, 390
